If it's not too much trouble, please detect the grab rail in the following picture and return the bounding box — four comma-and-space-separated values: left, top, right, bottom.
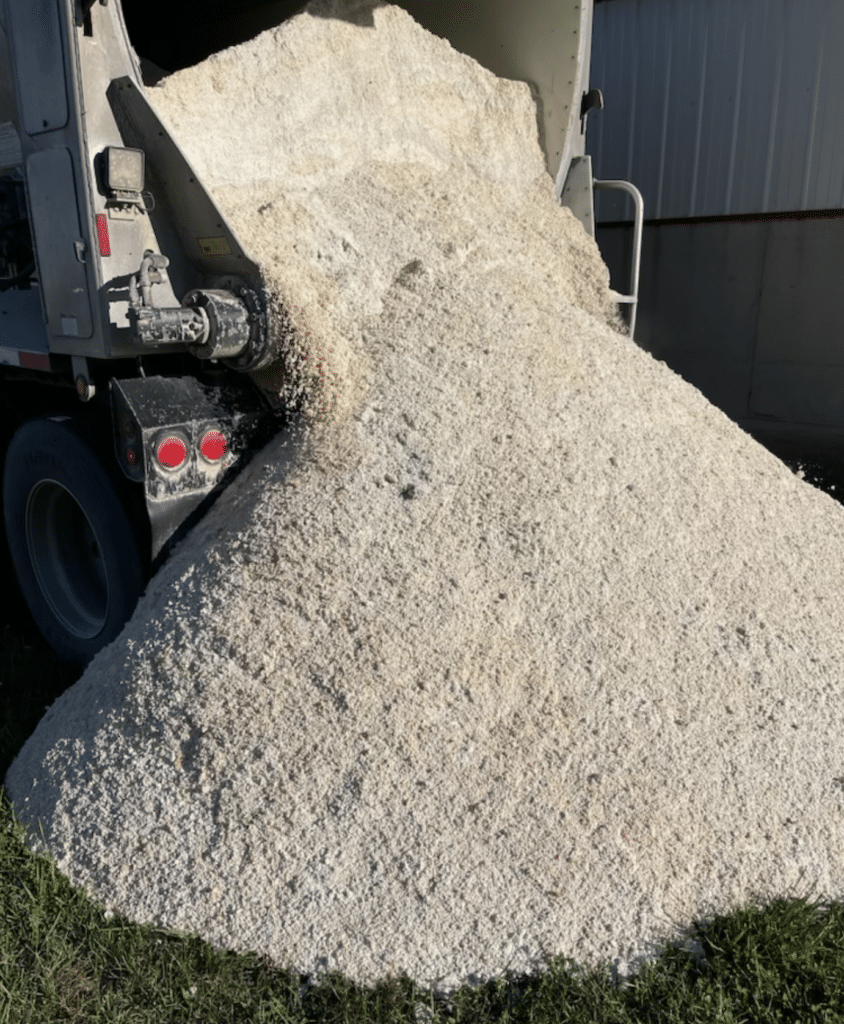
593, 178, 644, 341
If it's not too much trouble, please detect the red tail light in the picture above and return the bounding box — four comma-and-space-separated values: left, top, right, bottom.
156, 435, 187, 469
200, 430, 227, 462
96, 214, 111, 257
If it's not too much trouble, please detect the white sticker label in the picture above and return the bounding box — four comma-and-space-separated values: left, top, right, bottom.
60, 316, 79, 336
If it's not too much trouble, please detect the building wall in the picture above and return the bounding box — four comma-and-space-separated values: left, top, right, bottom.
597, 215, 844, 434
588, 0, 844, 222
588, 0, 844, 453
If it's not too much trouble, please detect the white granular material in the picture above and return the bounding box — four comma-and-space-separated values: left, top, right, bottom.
6, 0, 844, 1000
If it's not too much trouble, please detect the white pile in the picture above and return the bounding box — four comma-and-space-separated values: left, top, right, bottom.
7, 0, 844, 1000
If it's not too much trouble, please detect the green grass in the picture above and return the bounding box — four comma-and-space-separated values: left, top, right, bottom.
4, 564, 844, 1021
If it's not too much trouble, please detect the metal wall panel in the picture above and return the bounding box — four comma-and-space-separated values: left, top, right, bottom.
596, 219, 764, 423
589, 0, 844, 221
597, 212, 844, 444
749, 217, 844, 426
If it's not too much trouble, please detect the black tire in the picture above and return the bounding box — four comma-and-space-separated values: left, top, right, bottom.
2, 414, 147, 668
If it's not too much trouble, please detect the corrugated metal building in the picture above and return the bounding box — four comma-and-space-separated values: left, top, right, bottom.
588, 0, 844, 461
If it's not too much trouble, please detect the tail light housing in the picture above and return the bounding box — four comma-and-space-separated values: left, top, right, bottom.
156, 434, 188, 470
153, 429, 229, 471
199, 429, 227, 463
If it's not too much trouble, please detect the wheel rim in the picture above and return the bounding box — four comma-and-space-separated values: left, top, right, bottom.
25, 478, 110, 640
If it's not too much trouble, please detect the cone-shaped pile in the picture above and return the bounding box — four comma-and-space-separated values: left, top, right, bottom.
6, 0, 844, 998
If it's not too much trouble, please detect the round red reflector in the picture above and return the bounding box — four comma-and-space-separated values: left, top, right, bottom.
200, 430, 227, 462
157, 435, 187, 469
125, 446, 138, 467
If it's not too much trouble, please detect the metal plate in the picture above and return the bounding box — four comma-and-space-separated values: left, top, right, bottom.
5, 0, 69, 136
0, 288, 50, 352
26, 147, 92, 339
560, 155, 597, 238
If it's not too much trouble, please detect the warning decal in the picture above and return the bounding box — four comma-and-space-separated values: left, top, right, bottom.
197, 236, 232, 257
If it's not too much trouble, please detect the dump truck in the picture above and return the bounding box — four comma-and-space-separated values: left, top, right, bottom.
0, 0, 642, 667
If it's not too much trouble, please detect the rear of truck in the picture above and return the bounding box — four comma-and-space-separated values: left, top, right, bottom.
0, 0, 638, 666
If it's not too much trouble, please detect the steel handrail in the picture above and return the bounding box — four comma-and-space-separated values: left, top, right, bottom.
593, 178, 644, 341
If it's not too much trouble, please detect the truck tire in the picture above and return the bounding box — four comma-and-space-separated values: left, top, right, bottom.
2, 415, 147, 668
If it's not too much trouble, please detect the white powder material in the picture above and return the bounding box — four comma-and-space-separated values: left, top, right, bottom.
7, 0, 844, 1000
143, 0, 625, 436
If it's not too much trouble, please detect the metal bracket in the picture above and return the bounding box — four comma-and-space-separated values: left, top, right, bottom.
559, 156, 645, 341
580, 88, 604, 134
71, 355, 96, 402
560, 155, 597, 238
